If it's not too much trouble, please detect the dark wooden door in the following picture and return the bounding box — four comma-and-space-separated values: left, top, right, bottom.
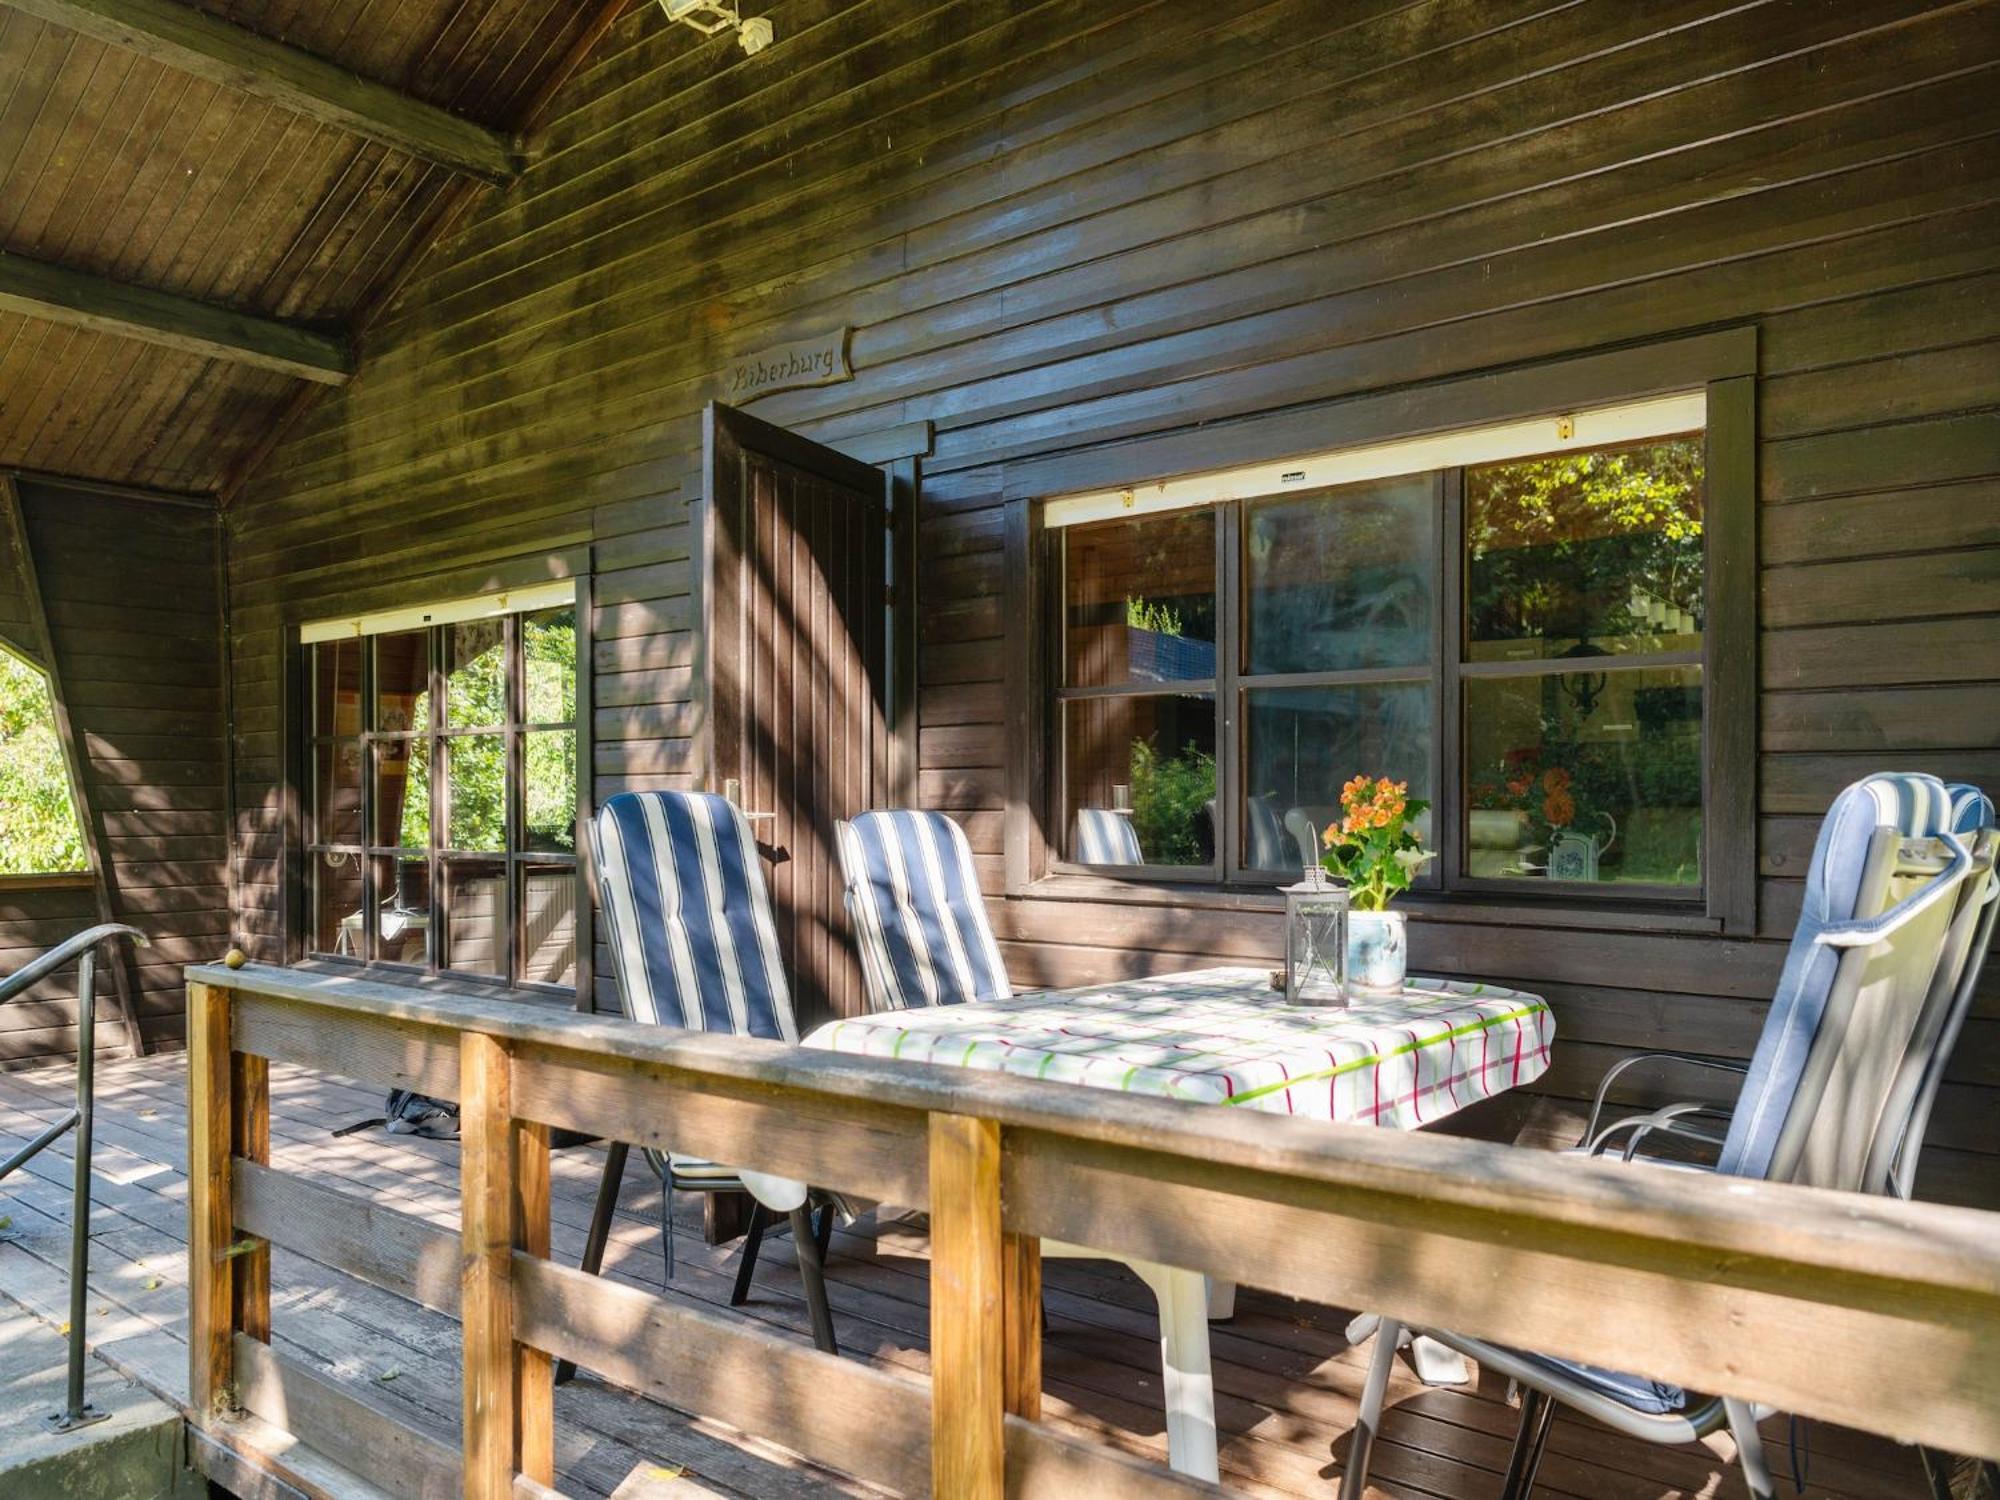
703, 402, 891, 1030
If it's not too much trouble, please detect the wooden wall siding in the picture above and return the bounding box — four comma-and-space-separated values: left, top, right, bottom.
0, 0, 613, 492
3, 479, 229, 1062
222, 0, 2000, 1202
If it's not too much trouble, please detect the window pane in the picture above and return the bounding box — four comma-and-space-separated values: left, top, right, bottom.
1464, 665, 1702, 887
371, 738, 429, 849
442, 859, 506, 976
313, 639, 361, 738
313, 739, 362, 846
446, 735, 507, 851
373, 630, 430, 732
310, 851, 364, 956
445, 620, 507, 730
371, 853, 432, 966
1242, 683, 1432, 872
524, 606, 576, 725
1063, 694, 1215, 867
521, 867, 577, 987
1063, 509, 1217, 688
1244, 476, 1434, 674
1465, 436, 1704, 663
524, 730, 576, 852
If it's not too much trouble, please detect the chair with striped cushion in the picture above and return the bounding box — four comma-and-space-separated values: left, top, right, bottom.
1340, 772, 1985, 1500
572, 790, 838, 1361
835, 810, 1011, 1011
1073, 806, 1143, 866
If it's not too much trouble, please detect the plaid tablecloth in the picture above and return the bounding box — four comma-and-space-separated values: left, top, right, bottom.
801, 966, 1553, 1127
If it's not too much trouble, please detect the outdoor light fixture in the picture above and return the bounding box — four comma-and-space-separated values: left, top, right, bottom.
658, 0, 774, 55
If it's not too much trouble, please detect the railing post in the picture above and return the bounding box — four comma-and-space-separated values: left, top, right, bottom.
232, 1050, 270, 1345
928, 1111, 1005, 1499
513, 1113, 554, 1487
186, 980, 237, 1420
462, 1030, 551, 1498
1002, 1232, 1042, 1422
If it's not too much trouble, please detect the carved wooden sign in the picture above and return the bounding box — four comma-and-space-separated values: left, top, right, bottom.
723, 327, 854, 402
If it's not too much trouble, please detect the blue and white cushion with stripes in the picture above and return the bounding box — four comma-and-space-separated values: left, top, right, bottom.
1073, 808, 1143, 866
836, 810, 1010, 1011
591, 790, 797, 1043
1718, 771, 1958, 1183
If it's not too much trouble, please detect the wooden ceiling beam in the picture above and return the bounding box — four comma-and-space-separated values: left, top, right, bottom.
3, 0, 520, 182
0, 250, 353, 384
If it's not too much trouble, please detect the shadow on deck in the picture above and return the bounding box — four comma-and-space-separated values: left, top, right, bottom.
0, 1054, 1933, 1499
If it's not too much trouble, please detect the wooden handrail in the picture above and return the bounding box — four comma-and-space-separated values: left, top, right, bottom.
186, 963, 2000, 1498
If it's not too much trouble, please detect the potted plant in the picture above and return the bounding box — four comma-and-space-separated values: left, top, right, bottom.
1320, 775, 1435, 995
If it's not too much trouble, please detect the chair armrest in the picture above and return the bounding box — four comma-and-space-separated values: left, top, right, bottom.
1583, 1052, 1749, 1144
1586, 1103, 1727, 1159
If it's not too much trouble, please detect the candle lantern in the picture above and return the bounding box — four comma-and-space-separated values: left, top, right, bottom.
1282, 867, 1349, 1006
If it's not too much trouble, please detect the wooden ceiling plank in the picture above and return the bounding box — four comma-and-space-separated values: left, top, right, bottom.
0, 249, 352, 383
0, 0, 520, 182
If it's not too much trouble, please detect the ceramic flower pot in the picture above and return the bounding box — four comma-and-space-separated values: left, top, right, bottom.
1346, 909, 1407, 996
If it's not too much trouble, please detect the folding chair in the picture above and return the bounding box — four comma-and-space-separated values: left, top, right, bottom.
564, 791, 838, 1376
1339, 772, 1986, 1500
834, 809, 1011, 1011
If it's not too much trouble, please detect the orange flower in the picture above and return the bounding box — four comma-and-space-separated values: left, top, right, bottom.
1544, 789, 1575, 827
1542, 767, 1572, 793
1506, 775, 1533, 797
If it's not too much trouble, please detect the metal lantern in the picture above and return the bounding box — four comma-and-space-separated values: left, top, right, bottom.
1282, 867, 1349, 1006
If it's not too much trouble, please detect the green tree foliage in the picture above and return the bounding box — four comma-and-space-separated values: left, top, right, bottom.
400, 612, 576, 853
0, 647, 87, 874
1128, 737, 1215, 865
1466, 437, 1705, 641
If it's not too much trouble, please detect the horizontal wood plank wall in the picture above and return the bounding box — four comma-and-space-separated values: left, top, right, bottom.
13, 480, 228, 1060
224, 0, 2000, 1203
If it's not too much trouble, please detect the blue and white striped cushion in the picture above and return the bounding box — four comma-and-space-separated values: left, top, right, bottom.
1718, 771, 1954, 1181
591, 791, 797, 1043
1073, 808, 1143, 866
836, 810, 1011, 1011
1949, 782, 1996, 836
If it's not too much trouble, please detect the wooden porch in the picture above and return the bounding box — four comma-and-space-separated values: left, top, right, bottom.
0, 1050, 1945, 1500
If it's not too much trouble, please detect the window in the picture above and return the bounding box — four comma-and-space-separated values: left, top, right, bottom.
1043, 393, 1729, 906
0, 645, 87, 876
301, 586, 582, 990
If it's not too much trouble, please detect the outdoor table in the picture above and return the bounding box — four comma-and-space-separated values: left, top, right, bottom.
801, 964, 1555, 1480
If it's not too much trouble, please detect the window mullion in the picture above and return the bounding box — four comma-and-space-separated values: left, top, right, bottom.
1439, 468, 1464, 895
1216, 502, 1241, 884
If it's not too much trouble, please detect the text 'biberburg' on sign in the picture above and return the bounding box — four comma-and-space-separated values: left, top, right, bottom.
724, 328, 854, 402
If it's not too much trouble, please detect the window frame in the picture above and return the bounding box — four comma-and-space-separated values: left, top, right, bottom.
1004, 332, 1757, 935
283, 568, 594, 1003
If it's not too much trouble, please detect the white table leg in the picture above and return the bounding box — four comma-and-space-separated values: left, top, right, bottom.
1043, 1241, 1220, 1481
1207, 1278, 1236, 1321
1131, 1260, 1220, 1482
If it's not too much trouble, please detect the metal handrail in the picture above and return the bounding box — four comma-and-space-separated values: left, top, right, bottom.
0, 921, 147, 1432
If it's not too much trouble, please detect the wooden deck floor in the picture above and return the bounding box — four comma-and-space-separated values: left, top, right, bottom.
0, 1054, 1936, 1500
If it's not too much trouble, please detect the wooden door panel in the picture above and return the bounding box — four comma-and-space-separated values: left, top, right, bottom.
704, 403, 888, 1029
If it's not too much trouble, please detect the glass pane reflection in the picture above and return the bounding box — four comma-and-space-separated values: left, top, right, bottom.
1244, 476, 1434, 674
1466, 436, 1704, 664
1064, 509, 1217, 689
1464, 665, 1702, 886
1242, 683, 1432, 872
1063, 694, 1215, 867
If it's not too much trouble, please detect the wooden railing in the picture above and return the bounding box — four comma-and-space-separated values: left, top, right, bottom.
183, 963, 2000, 1498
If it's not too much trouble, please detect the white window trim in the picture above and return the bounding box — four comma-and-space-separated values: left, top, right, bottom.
300, 580, 578, 644
1042, 390, 1706, 528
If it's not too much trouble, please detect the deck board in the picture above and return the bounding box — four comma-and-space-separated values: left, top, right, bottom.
0, 1055, 1934, 1499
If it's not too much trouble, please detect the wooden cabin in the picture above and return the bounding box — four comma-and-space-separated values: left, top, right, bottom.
0, 2, 1995, 1497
